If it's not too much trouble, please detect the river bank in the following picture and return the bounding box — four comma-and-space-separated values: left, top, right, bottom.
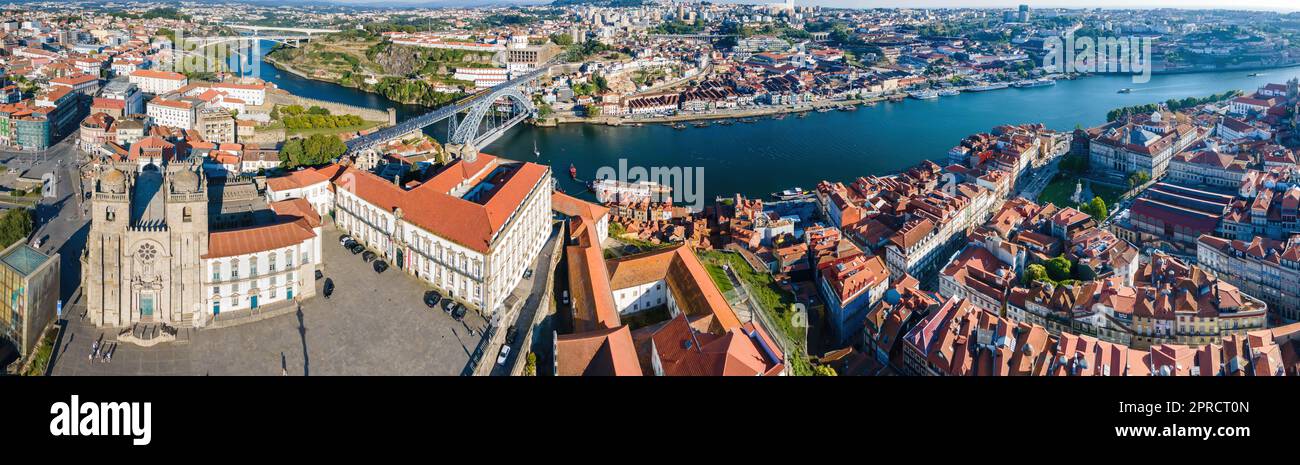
542, 96, 891, 126
251, 42, 1300, 201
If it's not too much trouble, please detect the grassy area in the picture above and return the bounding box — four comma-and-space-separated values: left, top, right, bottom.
23, 327, 57, 376
1038, 173, 1125, 211
697, 249, 813, 376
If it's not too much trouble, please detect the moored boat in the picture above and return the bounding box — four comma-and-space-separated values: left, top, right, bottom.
771, 187, 812, 200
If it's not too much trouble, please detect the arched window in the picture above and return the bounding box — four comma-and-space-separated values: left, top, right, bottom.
182, 206, 192, 222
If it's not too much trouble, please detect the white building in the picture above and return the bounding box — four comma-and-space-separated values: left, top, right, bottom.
332, 154, 552, 315
147, 97, 198, 130
129, 69, 188, 95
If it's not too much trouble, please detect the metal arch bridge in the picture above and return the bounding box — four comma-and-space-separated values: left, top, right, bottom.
345, 63, 554, 155
226, 24, 341, 35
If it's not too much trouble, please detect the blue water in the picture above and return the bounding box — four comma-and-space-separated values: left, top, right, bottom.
250, 42, 1300, 200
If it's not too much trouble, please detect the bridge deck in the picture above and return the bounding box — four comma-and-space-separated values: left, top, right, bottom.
345, 64, 552, 154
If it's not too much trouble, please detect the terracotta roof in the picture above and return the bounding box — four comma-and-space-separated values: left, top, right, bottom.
204, 220, 315, 259
267, 168, 330, 192
341, 155, 549, 254
555, 325, 642, 376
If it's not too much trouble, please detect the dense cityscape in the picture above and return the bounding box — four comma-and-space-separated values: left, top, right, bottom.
0, 0, 1296, 384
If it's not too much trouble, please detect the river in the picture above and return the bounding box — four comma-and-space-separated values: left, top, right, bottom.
249, 41, 1300, 201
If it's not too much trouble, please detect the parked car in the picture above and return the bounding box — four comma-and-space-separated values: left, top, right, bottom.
423, 291, 442, 308
338, 235, 351, 246
505, 325, 518, 345
343, 239, 357, 249
350, 244, 364, 254
323, 278, 335, 299
361, 251, 376, 262
314, 269, 323, 280
451, 305, 467, 321
496, 345, 511, 366
523, 269, 533, 279
373, 260, 388, 273
441, 300, 456, 314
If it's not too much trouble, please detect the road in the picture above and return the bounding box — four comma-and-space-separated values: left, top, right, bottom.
2, 136, 91, 305
490, 224, 561, 376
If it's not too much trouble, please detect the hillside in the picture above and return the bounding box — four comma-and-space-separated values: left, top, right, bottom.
266, 32, 494, 106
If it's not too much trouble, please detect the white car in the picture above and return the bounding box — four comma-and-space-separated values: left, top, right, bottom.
496, 345, 512, 366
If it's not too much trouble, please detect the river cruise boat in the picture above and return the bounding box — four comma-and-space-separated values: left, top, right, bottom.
908, 90, 939, 100
1013, 78, 1056, 88
966, 82, 1010, 92
771, 187, 813, 201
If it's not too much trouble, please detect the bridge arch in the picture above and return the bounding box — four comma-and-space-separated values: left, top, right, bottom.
448, 88, 536, 146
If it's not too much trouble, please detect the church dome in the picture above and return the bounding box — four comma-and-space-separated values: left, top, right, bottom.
171, 168, 201, 192
99, 168, 126, 194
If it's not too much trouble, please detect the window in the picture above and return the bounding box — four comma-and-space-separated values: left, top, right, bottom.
269, 254, 277, 273
250, 256, 259, 277
212, 262, 222, 281
231, 259, 240, 279
183, 206, 192, 222
285, 251, 293, 267
212, 286, 219, 295
105, 207, 115, 222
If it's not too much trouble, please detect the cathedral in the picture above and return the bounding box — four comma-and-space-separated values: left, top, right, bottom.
83, 159, 323, 328
83, 162, 208, 328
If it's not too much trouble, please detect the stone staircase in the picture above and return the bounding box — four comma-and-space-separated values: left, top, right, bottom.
116, 322, 187, 347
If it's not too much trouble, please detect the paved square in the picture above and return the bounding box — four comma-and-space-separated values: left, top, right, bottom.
51, 225, 488, 376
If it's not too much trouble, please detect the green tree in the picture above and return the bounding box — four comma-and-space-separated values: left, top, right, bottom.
524, 352, 537, 376
813, 365, 838, 376
279, 139, 305, 167
1081, 196, 1108, 221
1045, 255, 1073, 282
0, 208, 34, 248
1022, 263, 1049, 285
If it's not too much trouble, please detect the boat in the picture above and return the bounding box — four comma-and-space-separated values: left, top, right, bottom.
1117, 88, 1133, 94
692, 121, 710, 128
569, 164, 577, 179
671, 122, 687, 129
1013, 78, 1056, 88
771, 187, 812, 201
839, 104, 857, 111
533, 140, 540, 158
938, 89, 961, 97
816, 107, 832, 113
796, 112, 808, 118
716, 119, 734, 125
739, 117, 757, 123
908, 90, 939, 100
1248, 72, 1261, 77
889, 95, 906, 102
965, 82, 1010, 92
773, 114, 786, 120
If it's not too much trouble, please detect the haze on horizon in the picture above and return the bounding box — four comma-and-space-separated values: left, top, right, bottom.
320, 0, 1298, 13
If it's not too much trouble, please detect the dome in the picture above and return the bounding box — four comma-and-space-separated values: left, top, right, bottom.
100, 167, 125, 184
171, 168, 200, 192
99, 168, 126, 194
